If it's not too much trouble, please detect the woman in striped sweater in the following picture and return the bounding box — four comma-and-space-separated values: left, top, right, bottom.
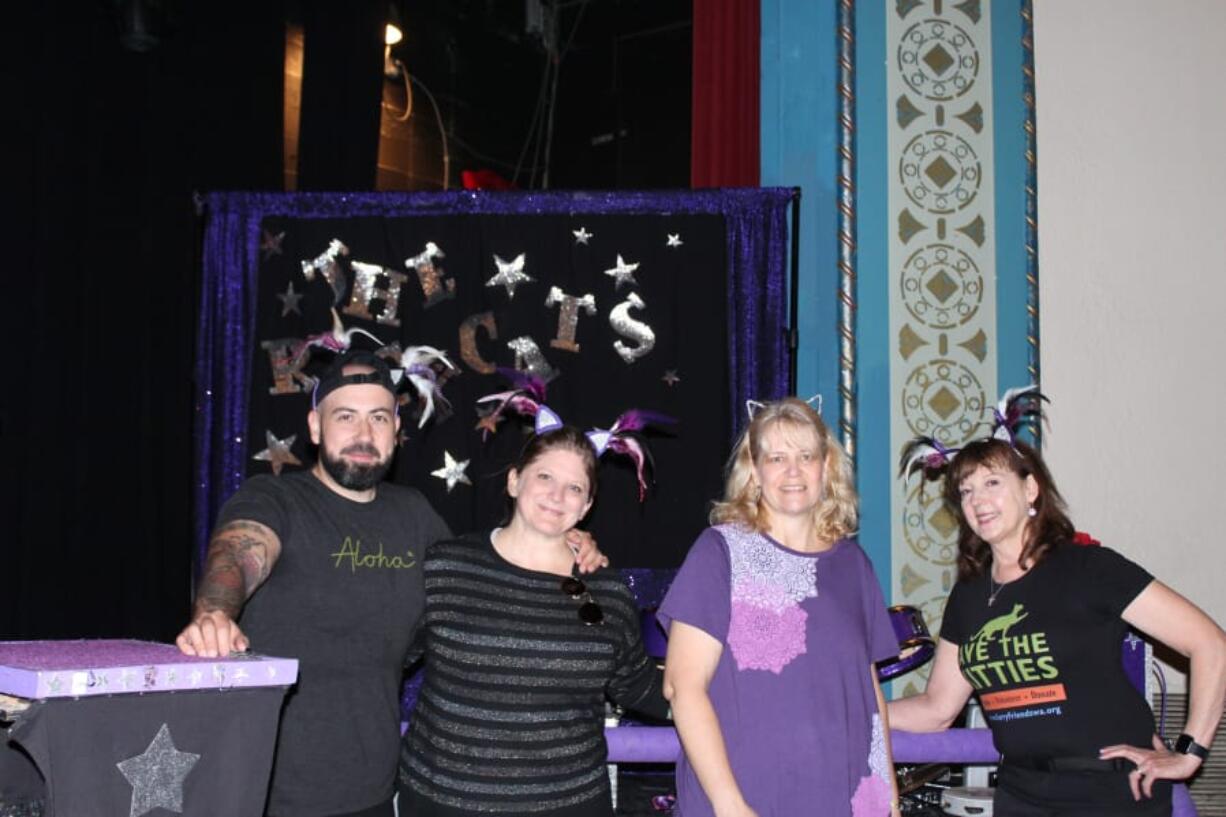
398, 426, 669, 816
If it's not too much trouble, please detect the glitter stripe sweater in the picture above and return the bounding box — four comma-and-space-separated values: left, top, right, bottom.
398, 532, 668, 816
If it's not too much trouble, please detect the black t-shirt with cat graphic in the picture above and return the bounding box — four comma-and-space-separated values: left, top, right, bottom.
940, 544, 1154, 760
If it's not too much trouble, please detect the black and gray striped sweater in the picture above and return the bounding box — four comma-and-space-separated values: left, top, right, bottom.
399, 532, 667, 816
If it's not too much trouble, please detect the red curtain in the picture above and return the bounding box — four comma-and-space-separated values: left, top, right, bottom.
691, 0, 761, 187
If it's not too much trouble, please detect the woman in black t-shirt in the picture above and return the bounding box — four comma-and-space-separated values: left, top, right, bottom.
887, 429, 1226, 817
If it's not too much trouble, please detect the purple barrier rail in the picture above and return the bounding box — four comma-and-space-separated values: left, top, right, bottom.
604, 726, 998, 764
604, 726, 1197, 816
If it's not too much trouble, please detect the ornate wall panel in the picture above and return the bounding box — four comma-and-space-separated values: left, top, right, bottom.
887, 0, 998, 695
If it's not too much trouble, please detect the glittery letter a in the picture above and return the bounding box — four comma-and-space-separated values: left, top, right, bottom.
507, 336, 558, 382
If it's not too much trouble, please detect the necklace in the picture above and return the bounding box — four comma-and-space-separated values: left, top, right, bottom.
988, 573, 1004, 607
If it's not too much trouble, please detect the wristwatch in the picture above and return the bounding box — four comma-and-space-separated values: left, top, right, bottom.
1173, 733, 1210, 761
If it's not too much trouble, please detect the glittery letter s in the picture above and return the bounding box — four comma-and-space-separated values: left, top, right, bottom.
609, 292, 656, 364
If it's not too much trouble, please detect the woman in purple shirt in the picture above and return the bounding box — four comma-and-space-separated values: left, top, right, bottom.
659, 398, 901, 817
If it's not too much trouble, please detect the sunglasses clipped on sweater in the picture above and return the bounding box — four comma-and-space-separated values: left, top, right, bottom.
560, 574, 604, 625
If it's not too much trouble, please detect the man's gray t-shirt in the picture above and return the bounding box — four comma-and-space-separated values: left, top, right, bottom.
218, 471, 450, 816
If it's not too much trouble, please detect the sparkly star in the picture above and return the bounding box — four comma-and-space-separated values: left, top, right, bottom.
666, 233, 683, 247
260, 229, 285, 259
252, 431, 302, 476
431, 451, 472, 492
572, 227, 593, 245
486, 253, 534, 299
276, 281, 304, 316
662, 369, 681, 386
474, 412, 502, 437
603, 254, 640, 291
116, 723, 200, 817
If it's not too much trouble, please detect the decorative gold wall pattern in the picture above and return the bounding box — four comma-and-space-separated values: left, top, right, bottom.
887, 0, 997, 695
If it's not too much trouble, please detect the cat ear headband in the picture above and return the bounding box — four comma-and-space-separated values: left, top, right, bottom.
899, 385, 1048, 479
745, 394, 823, 420
476, 370, 674, 500
390, 345, 457, 428
586, 410, 676, 500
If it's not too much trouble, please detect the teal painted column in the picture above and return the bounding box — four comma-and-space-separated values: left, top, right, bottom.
760, 0, 837, 407
761, 0, 892, 584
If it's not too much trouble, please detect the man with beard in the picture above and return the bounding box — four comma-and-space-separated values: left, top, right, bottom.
177, 351, 605, 817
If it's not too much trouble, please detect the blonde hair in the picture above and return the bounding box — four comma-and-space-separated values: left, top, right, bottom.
710, 398, 858, 543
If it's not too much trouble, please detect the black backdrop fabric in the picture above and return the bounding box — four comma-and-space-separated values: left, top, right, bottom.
3, 0, 389, 641
248, 212, 730, 567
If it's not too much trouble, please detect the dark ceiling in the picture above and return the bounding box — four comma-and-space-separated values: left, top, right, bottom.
391, 0, 693, 189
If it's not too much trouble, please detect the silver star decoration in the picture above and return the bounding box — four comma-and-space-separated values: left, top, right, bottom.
431, 451, 472, 492
252, 431, 302, 476
662, 369, 681, 386
276, 281, 303, 316
486, 253, 534, 299
260, 229, 285, 259
603, 254, 641, 291
572, 227, 593, 245
116, 723, 200, 817
666, 233, 683, 247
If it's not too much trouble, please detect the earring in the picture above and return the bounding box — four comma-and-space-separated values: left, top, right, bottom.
1027, 505, 1037, 518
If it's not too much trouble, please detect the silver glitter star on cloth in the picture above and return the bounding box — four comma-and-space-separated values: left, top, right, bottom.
485, 253, 534, 299
662, 369, 681, 386
572, 227, 593, 245
252, 431, 302, 476
116, 723, 200, 817
276, 281, 304, 316
260, 229, 285, 259
431, 451, 472, 492
666, 233, 683, 247
603, 254, 640, 290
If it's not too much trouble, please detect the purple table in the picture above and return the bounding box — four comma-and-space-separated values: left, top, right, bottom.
1, 639, 298, 817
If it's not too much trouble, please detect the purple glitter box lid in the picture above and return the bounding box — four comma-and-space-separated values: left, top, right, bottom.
0, 639, 298, 699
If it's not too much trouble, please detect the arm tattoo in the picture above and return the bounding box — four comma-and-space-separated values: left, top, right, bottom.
194, 520, 276, 618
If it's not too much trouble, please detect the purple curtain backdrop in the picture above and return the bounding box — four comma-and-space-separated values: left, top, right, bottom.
195, 189, 793, 571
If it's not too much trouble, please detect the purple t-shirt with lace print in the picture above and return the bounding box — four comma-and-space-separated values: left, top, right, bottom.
658, 525, 898, 817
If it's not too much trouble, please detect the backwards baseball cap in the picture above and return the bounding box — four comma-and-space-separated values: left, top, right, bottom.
311, 350, 398, 409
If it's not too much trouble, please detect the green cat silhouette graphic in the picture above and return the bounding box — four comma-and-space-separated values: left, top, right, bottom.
973, 603, 1029, 646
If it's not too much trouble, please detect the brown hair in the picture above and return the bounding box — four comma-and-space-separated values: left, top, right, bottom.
710, 398, 857, 543
944, 438, 1075, 580
510, 426, 599, 501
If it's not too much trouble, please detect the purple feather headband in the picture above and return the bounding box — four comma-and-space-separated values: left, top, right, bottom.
899, 385, 1048, 479
475, 370, 674, 500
